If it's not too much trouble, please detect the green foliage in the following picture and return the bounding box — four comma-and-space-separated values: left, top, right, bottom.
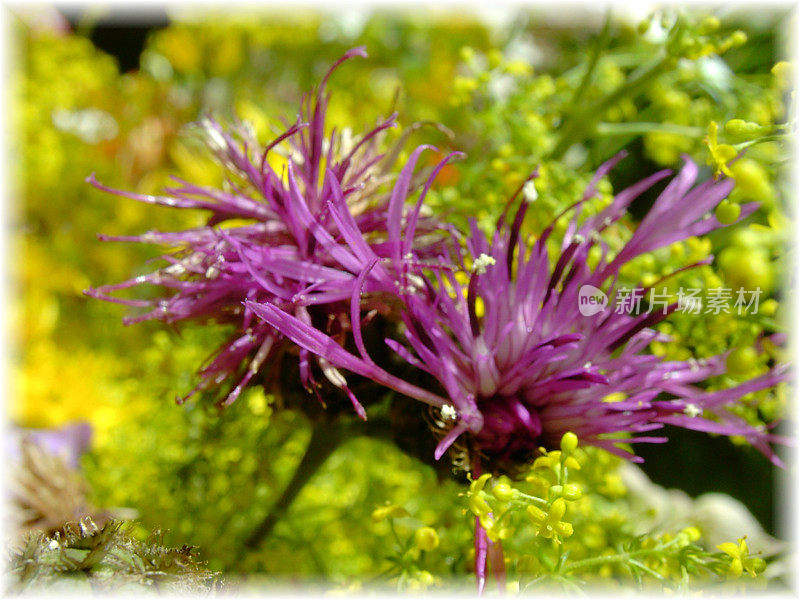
456, 434, 778, 593
11, 5, 792, 593
6, 519, 219, 594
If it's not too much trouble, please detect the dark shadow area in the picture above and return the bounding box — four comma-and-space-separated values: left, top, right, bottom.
605, 138, 672, 221
59, 7, 170, 72
635, 425, 776, 534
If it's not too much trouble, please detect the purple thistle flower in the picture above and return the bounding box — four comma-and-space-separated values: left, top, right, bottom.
249, 151, 791, 472
86, 48, 457, 412
246, 149, 792, 595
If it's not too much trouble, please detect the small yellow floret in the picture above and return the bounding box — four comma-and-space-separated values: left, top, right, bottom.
704, 121, 737, 178
414, 527, 440, 551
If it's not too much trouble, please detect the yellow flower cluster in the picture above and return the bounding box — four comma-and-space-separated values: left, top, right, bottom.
465, 433, 583, 545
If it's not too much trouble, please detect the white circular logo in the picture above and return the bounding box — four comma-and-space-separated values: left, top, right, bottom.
578, 285, 608, 317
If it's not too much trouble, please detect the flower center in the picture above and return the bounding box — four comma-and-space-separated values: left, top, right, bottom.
473, 396, 542, 462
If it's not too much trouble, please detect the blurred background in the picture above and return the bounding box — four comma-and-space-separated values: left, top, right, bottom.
7, 3, 793, 585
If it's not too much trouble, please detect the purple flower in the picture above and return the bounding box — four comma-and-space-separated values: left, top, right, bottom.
7, 422, 93, 469
249, 152, 790, 471
86, 48, 457, 412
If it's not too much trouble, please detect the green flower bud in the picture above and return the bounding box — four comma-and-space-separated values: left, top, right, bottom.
748, 557, 767, 575
371, 505, 409, 523
715, 200, 741, 224
724, 119, 761, 136
729, 229, 760, 249
488, 49, 503, 69
459, 46, 476, 62
772, 61, 792, 89
731, 159, 772, 204
718, 246, 773, 292
726, 346, 758, 376
560, 431, 579, 453
761, 299, 778, 317
730, 31, 748, 47
562, 483, 582, 501
698, 16, 720, 34
492, 483, 516, 502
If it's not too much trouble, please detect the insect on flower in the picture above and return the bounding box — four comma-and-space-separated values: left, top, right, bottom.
251, 151, 790, 473
250, 151, 790, 591
86, 45, 792, 594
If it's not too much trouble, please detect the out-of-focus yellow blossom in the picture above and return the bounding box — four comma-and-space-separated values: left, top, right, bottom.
157, 27, 203, 72
718, 244, 774, 293
730, 158, 773, 206
771, 61, 792, 90
726, 346, 759, 377
13, 340, 143, 446
644, 131, 693, 165
414, 527, 440, 551
715, 200, 741, 224
724, 119, 762, 136
371, 504, 410, 523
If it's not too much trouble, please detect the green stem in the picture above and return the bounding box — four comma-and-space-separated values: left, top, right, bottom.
561, 550, 647, 573
243, 416, 394, 551
595, 122, 704, 138
244, 421, 343, 549
389, 518, 405, 552
733, 134, 788, 150
569, 11, 613, 111
629, 558, 665, 581
561, 538, 681, 574
514, 491, 548, 506
549, 55, 674, 161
